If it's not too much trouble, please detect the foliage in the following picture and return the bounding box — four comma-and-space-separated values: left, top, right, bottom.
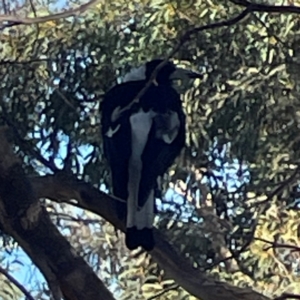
1, 0, 300, 299
0, 270, 23, 300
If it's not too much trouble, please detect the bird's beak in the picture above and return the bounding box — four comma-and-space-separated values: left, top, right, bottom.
169, 67, 202, 80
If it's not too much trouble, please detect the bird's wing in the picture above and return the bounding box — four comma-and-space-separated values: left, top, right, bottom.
101, 82, 186, 209
137, 87, 186, 207
101, 82, 144, 201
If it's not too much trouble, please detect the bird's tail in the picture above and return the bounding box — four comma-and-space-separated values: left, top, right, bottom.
126, 190, 155, 251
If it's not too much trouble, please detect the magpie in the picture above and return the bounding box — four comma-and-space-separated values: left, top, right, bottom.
101, 59, 201, 251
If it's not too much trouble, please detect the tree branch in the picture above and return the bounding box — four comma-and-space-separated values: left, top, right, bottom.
274, 293, 300, 300
147, 284, 179, 300
118, 2, 300, 118
255, 237, 300, 252
30, 172, 270, 300
0, 0, 98, 28
0, 264, 35, 300
0, 127, 116, 300
229, 0, 300, 14
117, 7, 251, 116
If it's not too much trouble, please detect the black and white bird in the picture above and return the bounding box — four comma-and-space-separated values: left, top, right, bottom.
101, 59, 201, 251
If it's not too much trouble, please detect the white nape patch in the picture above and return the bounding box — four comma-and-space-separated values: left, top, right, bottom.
123, 65, 147, 82
105, 124, 120, 138
136, 189, 154, 229
155, 111, 180, 144
127, 109, 155, 229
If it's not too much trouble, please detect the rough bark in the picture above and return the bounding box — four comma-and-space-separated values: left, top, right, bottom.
0, 126, 270, 300
31, 173, 270, 300
0, 127, 115, 300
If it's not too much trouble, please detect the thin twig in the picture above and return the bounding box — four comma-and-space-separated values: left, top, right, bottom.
274, 293, 300, 300
28, 0, 37, 17
0, 265, 35, 300
255, 237, 300, 252
250, 165, 300, 208
116, 7, 251, 119
0, 105, 58, 172
2, 0, 8, 14
117, 2, 300, 116
0, 0, 98, 26
230, 0, 300, 14
147, 284, 179, 300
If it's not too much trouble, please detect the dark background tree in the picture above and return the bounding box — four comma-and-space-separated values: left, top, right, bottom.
0, 0, 300, 299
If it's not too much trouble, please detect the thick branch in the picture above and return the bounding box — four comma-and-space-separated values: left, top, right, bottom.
30, 173, 270, 300
0, 127, 115, 300
0, 0, 98, 28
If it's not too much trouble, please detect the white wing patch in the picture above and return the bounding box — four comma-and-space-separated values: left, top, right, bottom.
123, 65, 147, 82
105, 124, 121, 138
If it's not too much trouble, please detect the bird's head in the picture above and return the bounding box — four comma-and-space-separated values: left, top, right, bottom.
123, 59, 202, 85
